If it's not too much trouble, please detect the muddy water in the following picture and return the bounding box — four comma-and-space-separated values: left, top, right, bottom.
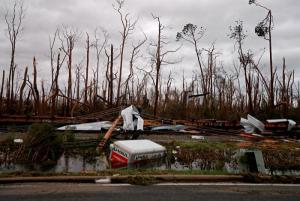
53, 154, 108, 173
0, 153, 171, 173
0, 154, 108, 173
0, 153, 165, 173
1, 152, 300, 176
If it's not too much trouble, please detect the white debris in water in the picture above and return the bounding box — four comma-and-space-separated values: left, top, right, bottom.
191, 135, 205, 140
13, 139, 23, 143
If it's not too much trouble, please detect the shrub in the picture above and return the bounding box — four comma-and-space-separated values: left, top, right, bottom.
173, 141, 236, 170
18, 123, 64, 169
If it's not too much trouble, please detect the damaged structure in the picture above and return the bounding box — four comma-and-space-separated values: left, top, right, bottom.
240, 114, 297, 135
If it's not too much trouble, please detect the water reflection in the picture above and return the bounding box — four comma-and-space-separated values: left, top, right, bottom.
1, 152, 300, 176
54, 154, 108, 173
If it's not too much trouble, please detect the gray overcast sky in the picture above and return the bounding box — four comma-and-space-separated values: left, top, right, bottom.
0, 0, 299, 89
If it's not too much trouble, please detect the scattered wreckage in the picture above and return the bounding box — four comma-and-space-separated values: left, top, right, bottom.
56, 105, 299, 143
57, 121, 113, 132
240, 114, 297, 135
55, 105, 300, 168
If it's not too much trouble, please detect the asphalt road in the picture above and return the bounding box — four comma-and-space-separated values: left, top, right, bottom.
1, 183, 300, 201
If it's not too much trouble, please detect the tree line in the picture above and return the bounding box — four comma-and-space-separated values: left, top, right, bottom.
0, 0, 299, 120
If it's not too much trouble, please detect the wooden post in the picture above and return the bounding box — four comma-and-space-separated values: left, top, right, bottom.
98, 115, 122, 149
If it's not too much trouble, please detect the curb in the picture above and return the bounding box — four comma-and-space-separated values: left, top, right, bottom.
0, 176, 97, 184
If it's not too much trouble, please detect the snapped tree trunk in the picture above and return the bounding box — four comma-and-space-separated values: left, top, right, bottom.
18, 66, 28, 113
0, 70, 5, 113
153, 18, 162, 117
109, 44, 114, 106
84, 33, 90, 104
33, 57, 40, 115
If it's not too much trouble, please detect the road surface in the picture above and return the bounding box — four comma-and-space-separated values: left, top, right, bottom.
1, 183, 300, 201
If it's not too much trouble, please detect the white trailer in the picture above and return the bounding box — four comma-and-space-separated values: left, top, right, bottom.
109, 140, 166, 168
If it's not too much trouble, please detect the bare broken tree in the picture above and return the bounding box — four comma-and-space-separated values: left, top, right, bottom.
0, 71, 5, 112
276, 58, 295, 115
229, 21, 254, 113
59, 26, 79, 116
18, 66, 28, 113
106, 45, 115, 106
151, 15, 181, 117
50, 52, 66, 117
4, 0, 25, 106
113, 0, 137, 106
123, 34, 147, 104
84, 32, 90, 104
229, 21, 266, 114
249, 0, 275, 109
92, 28, 108, 97
32, 57, 40, 115
177, 23, 206, 93
49, 29, 59, 86
48, 28, 68, 116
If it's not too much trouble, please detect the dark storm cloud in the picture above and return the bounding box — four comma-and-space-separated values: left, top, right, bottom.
0, 0, 299, 87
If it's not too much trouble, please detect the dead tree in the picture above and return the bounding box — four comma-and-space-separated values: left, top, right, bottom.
249, 0, 275, 109
59, 26, 79, 116
75, 63, 82, 101
151, 15, 181, 117
106, 45, 115, 106
4, 0, 25, 105
18, 66, 28, 113
110, 45, 115, 106
229, 21, 258, 114
84, 32, 90, 104
32, 57, 40, 115
153, 16, 162, 117
41, 80, 46, 115
92, 28, 108, 97
163, 71, 173, 112
49, 29, 59, 86
104, 49, 110, 102
113, 0, 137, 106
123, 35, 147, 103
0, 71, 5, 112
177, 23, 206, 94
276, 58, 294, 115
48, 29, 67, 116
50, 52, 66, 117
202, 44, 220, 115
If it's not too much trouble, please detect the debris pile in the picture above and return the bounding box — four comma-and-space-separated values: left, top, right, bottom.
57, 121, 112, 132
240, 114, 298, 137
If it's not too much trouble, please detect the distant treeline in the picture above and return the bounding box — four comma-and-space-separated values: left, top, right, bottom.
0, 0, 299, 121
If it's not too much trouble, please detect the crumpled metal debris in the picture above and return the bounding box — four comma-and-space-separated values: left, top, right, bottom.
240, 114, 265, 133
57, 121, 112, 131
150, 124, 187, 132
121, 105, 144, 131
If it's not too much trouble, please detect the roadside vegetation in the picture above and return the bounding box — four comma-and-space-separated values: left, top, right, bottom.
1, 126, 300, 176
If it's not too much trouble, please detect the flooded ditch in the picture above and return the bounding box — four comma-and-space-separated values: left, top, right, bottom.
1, 144, 300, 176
1, 124, 300, 176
